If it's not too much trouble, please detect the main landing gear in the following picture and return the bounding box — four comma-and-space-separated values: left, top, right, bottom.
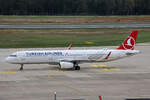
20, 64, 24, 71
73, 62, 80, 70
74, 66, 80, 70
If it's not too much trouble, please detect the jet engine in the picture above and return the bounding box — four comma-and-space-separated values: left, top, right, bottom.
60, 61, 74, 69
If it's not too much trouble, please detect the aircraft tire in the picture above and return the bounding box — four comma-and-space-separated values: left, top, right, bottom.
20, 64, 23, 71
75, 66, 80, 70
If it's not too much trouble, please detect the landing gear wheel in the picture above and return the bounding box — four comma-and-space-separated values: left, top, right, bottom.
20, 64, 23, 71
73, 62, 80, 70
75, 66, 80, 70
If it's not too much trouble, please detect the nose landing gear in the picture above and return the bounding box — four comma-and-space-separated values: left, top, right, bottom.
20, 64, 23, 71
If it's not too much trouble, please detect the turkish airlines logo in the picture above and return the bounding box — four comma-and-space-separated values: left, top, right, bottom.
123, 36, 135, 50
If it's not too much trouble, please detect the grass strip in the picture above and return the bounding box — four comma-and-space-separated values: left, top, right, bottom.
0, 28, 149, 48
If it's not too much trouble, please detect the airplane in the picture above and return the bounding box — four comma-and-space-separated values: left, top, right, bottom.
5, 30, 140, 71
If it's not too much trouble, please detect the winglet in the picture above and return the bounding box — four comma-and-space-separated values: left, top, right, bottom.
68, 43, 72, 50
117, 30, 138, 50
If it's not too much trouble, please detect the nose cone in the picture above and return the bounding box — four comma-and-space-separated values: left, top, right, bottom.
5, 57, 11, 63
5, 57, 18, 64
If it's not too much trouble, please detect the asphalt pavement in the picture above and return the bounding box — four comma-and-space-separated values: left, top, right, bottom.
0, 24, 150, 29
0, 46, 150, 100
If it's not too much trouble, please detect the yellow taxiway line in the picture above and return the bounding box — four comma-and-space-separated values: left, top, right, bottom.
3, 72, 17, 74
92, 64, 110, 68
92, 64, 120, 71
103, 68, 120, 71
55, 70, 65, 72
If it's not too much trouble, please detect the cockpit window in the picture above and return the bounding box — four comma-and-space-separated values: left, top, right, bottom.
10, 55, 17, 57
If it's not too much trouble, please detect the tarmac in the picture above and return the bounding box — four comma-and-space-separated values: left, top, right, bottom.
0, 46, 150, 100
0, 24, 150, 29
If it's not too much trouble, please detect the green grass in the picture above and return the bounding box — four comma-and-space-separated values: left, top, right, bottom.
0, 28, 150, 48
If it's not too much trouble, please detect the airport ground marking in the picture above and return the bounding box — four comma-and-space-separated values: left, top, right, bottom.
92, 64, 110, 68
103, 68, 120, 71
3, 72, 17, 74
55, 70, 65, 72
92, 64, 120, 71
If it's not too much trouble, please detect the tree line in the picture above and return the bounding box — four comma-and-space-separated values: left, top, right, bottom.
0, 0, 150, 15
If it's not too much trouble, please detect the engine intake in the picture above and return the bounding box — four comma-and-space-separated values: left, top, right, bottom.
60, 61, 74, 69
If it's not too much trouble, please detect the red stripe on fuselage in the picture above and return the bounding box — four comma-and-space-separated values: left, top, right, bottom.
105, 52, 111, 60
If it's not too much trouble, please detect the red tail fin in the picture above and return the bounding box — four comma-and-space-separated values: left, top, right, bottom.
117, 30, 138, 50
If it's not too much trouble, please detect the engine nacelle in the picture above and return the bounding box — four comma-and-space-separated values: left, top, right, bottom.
60, 62, 74, 69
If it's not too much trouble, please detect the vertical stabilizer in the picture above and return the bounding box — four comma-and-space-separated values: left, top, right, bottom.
117, 30, 138, 50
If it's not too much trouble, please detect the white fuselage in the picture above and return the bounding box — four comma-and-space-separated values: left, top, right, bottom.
6, 49, 140, 64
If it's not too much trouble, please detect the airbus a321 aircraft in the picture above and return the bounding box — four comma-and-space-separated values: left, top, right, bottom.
6, 30, 140, 71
